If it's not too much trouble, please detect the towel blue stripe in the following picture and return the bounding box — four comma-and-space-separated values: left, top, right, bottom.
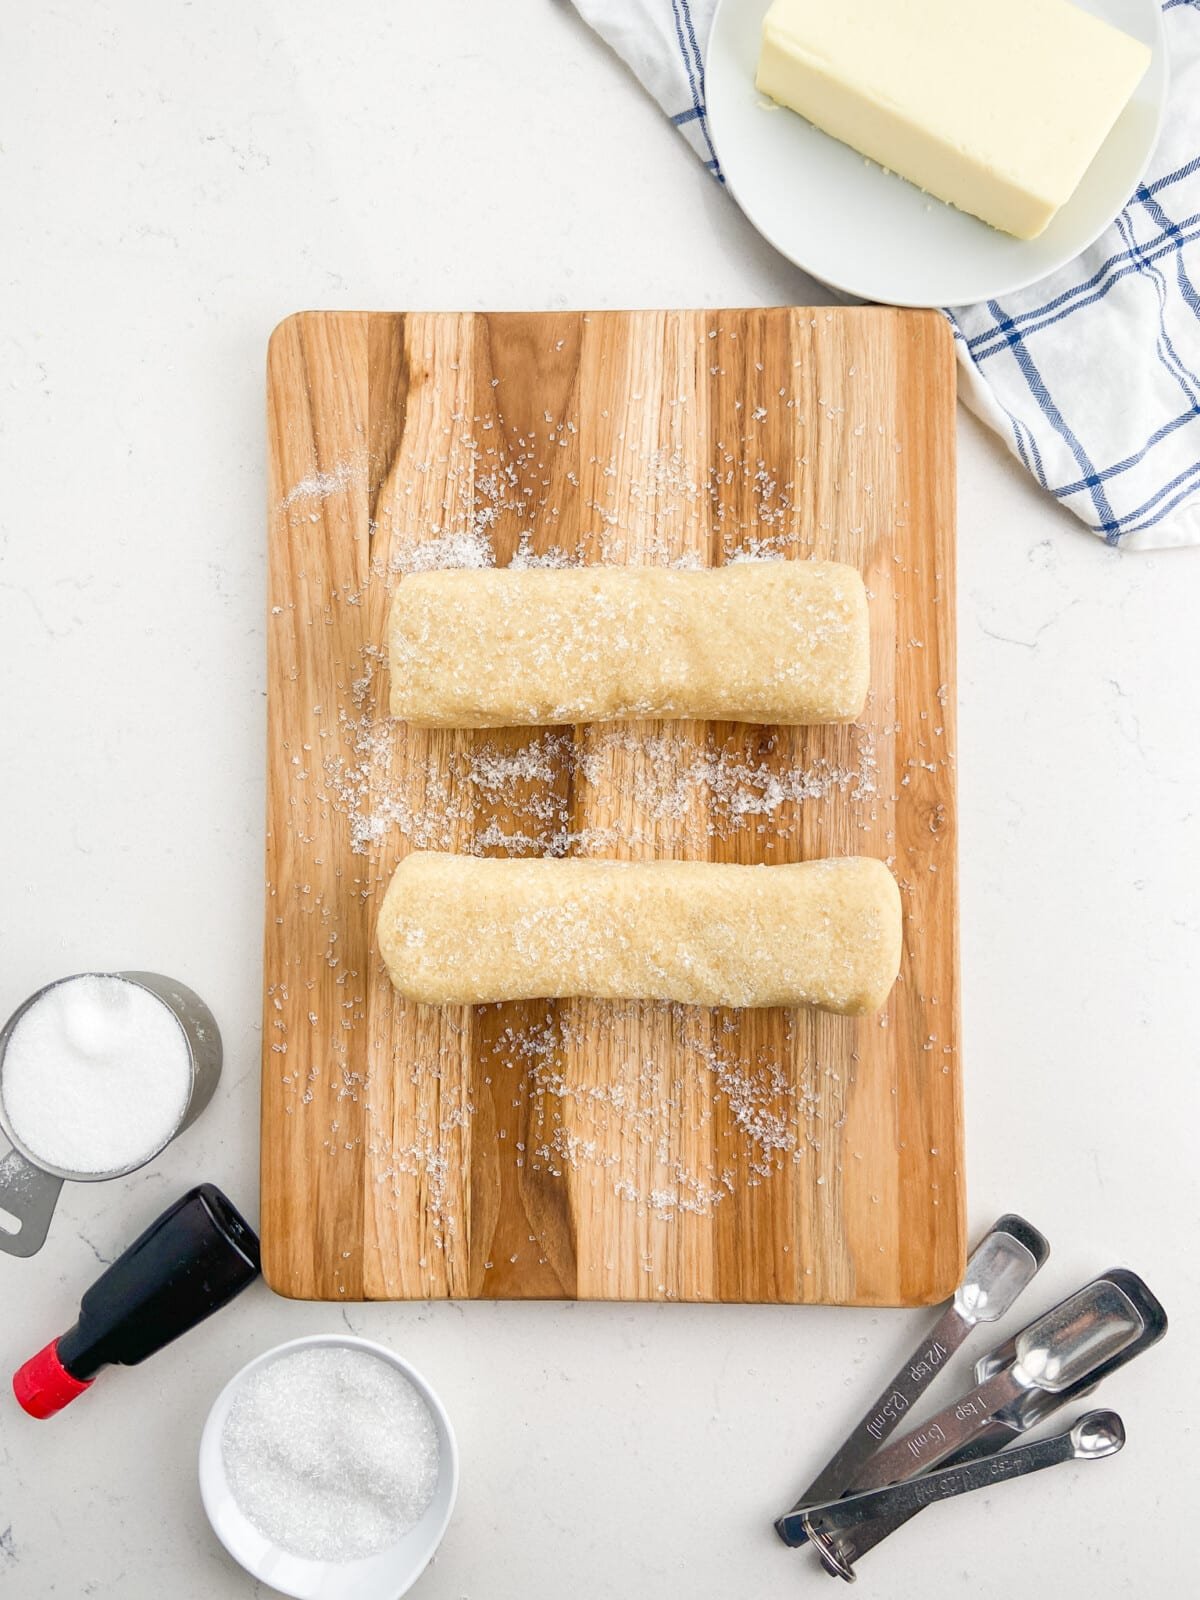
1113, 208, 1200, 411
1136, 182, 1200, 324
966, 213, 1200, 360
961, 158, 1200, 352
1142, 154, 1200, 199
1052, 404, 1200, 497
1121, 456, 1200, 534
985, 299, 1122, 537
670, 0, 722, 177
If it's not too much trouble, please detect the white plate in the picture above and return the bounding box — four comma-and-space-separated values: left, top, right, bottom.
706, 0, 1168, 307
199, 1335, 460, 1600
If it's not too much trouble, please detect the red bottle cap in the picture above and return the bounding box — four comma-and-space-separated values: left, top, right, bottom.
12, 1338, 93, 1419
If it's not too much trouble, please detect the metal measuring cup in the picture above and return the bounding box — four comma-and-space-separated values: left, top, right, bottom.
0, 972, 222, 1258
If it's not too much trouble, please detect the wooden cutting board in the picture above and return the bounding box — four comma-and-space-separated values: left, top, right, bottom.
262, 308, 963, 1305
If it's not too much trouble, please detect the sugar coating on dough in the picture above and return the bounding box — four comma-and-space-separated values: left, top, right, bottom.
377, 853, 901, 1014
387, 561, 869, 728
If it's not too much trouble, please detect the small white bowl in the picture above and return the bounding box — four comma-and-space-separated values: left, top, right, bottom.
199, 1335, 459, 1600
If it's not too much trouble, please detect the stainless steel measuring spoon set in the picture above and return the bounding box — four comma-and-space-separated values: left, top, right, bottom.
775, 1215, 1167, 1581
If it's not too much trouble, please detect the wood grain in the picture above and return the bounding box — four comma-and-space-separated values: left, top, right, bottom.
262, 308, 963, 1305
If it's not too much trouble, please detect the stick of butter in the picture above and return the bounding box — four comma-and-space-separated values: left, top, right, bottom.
756, 0, 1151, 239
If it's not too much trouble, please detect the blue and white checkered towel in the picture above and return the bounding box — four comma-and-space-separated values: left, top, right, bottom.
571, 0, 1200, 548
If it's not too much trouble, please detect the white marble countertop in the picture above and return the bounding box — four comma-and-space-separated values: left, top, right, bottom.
1, 3, 1197, 1596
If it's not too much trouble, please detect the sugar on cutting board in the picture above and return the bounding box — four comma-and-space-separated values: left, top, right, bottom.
756, 0, 1152, 239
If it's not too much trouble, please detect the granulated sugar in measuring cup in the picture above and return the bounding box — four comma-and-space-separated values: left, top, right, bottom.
0, 972, 221, 1256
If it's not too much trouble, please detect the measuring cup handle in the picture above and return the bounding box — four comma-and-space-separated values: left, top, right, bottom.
0, 1145, 64, 1258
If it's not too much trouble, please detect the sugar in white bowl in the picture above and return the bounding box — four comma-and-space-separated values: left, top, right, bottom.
221, 1345, 442, 1563
0, 974, 192, 1175
200, 1337, 457, 1600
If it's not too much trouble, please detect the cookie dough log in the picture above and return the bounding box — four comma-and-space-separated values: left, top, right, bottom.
388, 561, 869, 728
377, 853, 901, 1014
